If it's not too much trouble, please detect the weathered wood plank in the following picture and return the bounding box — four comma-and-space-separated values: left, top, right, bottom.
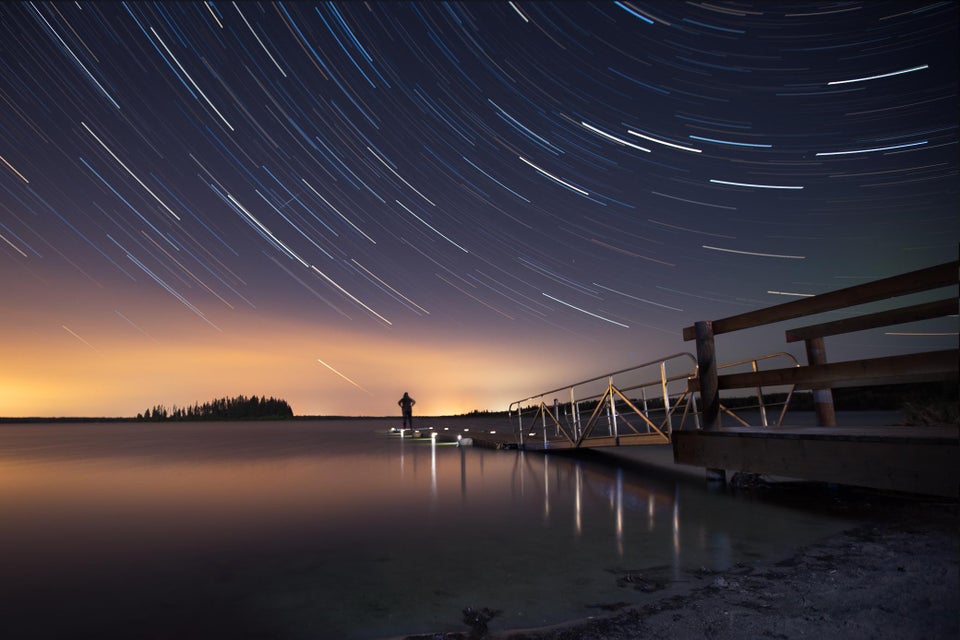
682, 260, 958, 341
672, 428, 959, 497
785, 298, 958, 343
687, 349, 958, 392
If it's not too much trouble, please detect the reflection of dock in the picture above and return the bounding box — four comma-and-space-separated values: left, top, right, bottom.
507, 261, 958, 498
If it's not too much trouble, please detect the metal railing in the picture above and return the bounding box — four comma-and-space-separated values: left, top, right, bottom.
508, 351, 803, 450
508, 353, 699, 449
714, 352, 800, 428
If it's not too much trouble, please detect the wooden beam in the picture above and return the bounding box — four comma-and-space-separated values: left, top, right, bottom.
683, 260, 958, 341
687, 349, 958, 392
672, 428, 959, 497
785, 298, 958, 343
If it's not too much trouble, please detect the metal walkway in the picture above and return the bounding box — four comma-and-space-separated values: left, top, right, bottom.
508, 352, 801, 451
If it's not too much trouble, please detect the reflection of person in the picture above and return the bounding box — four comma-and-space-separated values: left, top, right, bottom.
398, 392, 416, 429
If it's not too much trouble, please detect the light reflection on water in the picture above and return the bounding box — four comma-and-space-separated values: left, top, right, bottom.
0, 419, 853, 639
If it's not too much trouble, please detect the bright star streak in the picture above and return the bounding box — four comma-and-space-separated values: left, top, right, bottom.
627, 129, 701, 153
301, 178, 377, 243
233, 2, 288, 77
0, 231, 28, 257
351, 259, 430, 315
614, 1, 655, 24
593, 283, 683, 311
395, 200, 468, 253
150, 27, 234, 131
704, 245, 806, 259
62, 325, 98, 351
310, 265, 392, 326
689, 135, 772, 148
828, 64, 928, 85
542, 293, 629, 328
226, 194, 309, 267
204, 2, 223, 29
109, 235, 221, 330
518, 156, 590, 196
317, 358, 372, 393
767, 290, 815, 297
29, 3, 121, 109
0, 154, 30, 183
367, 146, 435, 206
82, 122, 181, 221
815, 140, 928, 156
580, 121, 651, 152
710, 179, 804, 190
507, 1, 529, 23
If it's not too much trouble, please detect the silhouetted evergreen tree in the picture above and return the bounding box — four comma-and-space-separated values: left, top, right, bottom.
140, 395, 294, 421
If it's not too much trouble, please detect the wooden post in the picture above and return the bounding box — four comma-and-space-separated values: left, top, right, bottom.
695, 321, 725, 484
694, 321, 721, 431
804, 337, 837, 426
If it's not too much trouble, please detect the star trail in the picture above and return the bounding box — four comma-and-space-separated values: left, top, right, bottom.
1, 1, 956, 417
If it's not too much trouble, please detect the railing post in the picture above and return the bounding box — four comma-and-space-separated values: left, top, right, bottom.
570, 388, 578, 440
660, 360, 672, 435
752, 359, 769, 427
608, 377, 619, 445
805, 337, 837, 426
516, 406, 524, 449
553, 398, 560, 436
694, 321, 721, 431
695, 321, 725, 485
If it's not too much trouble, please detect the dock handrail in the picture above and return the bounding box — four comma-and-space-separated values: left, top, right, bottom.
681, 261, 958, 341
509, 352, 699, 449
684, 260, 958, 429
508, 352, 697, 413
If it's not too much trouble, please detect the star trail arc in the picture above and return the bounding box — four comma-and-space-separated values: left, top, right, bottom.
0, 1, 955, 418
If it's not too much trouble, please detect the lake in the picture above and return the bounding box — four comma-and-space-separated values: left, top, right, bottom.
0, 418, 860, 639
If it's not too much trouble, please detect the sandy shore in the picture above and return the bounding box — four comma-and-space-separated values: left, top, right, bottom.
402, 492, 957, 640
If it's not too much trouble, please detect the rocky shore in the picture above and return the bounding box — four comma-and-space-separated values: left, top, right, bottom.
404, 494, 957, 640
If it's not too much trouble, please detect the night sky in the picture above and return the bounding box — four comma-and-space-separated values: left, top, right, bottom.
1, 1, 956, 418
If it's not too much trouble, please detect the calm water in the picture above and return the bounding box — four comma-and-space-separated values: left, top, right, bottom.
0, 418, 856, 639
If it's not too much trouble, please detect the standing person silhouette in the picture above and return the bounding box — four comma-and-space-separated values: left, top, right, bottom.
398, 392, 416, 430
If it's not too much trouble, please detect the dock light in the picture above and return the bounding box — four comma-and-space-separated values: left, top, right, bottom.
457, 434, 462, 441
529, 432, 536, 437
464, 428, 470, 432
431, 431, 438, 440
489, 430, 496, 434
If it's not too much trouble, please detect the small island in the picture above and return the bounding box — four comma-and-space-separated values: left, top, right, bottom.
137, 395, 294, 421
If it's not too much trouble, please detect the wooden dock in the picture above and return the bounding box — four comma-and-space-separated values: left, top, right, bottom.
672, 425, 958, 498
501, 261, 958, 499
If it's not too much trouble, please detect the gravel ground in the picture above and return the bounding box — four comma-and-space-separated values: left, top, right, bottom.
403, 492, 958, 640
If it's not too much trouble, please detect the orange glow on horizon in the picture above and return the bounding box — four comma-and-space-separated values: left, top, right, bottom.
2, 309, 634, 418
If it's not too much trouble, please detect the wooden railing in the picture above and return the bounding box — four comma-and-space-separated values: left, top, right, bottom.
683, 260, 958, 428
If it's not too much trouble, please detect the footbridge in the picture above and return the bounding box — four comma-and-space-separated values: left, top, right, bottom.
507, 351, 801, 451
506, 260, 958, 498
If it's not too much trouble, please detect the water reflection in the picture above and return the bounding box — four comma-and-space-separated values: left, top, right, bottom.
0, 420, 851, 640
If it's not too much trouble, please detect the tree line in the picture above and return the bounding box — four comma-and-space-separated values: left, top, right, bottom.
137, 395, 294, 421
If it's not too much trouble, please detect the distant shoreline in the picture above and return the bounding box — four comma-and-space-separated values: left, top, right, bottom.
0, 415, 371, 424
0, 414, 507, 424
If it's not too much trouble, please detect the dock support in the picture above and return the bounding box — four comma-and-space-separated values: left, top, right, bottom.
805, 337, 837, 427
695, 321, 725, 484
694, 321, 721, 431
